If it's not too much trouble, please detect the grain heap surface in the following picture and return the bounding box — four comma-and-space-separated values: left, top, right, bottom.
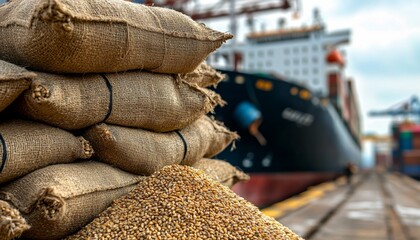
68, 165, 303, 240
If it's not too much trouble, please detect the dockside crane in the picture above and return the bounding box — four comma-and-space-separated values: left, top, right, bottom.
369, 96, 420, 123
130, 0, 301, 21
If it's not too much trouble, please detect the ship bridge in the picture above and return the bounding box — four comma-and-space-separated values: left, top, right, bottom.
246, 25, 324, 44
209, 25, 351, 97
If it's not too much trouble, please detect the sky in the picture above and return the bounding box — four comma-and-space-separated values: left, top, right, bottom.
199, 0, 420, 137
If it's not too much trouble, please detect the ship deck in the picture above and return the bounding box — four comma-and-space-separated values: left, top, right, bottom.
262, 170, 420, 240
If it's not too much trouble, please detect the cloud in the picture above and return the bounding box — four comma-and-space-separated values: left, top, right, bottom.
312, 1, 420, 135
356, 74, 420, 134
332, 0, 420, 17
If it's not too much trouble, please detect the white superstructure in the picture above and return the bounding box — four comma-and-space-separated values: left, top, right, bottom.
208, 24, 350, 97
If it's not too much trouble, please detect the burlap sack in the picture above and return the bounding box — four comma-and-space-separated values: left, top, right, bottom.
0, 60, 35, 113
0, 161, 144, 240
83, 116, 239, 175
0, 0, 232, 74
0, 200, 29, 240
192, 158, 250, 188
14, 70, 224, 131
0, 119, 93, 184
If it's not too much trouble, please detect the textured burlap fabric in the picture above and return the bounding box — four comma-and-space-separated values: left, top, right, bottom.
0, 119, 93, 184
0, 200, 30, 240
0, 60, 35, 113
0, 161, 144, 240
192, 158, 250, 188
83, 116, 239, 175
0, 0, 232, 74
14, 70, 224, 132
179, 61, 225, 88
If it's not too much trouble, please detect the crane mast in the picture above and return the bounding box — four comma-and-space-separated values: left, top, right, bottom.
134, 0, 300, 20
369, 96, 420, 123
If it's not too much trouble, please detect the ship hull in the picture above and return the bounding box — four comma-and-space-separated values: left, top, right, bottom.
213, 70, 361, 206
213, 70, 361, 173
232, 172, 339, 208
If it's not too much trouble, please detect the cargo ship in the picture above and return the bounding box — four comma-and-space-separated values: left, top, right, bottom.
208, 28, 363, 206
135, 0, 363, 206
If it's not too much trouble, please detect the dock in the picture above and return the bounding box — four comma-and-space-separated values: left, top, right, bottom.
262, 171, 420, 240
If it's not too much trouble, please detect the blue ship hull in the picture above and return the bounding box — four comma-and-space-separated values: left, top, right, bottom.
213, 70, 361, 173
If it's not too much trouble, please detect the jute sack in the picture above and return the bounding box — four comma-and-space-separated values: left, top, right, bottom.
0, 0, 233, 74
0, 200, 30, 240
0, 119, 93, 184
14, 70, 224, 131
0, 60, 35, 113
83, 116, 239, 175
192, 158, 250, 188
0, 161, 144, 240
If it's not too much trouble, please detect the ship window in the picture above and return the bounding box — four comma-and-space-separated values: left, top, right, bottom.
293, 58, 299, 65
266, 61, 272, 67
313, 79, 319, 85
313, 68, 319, 74
285, 70, 290, 75
302, 58, 308, 64
267, 50, 274, 56
249, 52, 254, 58
293, 69, 299, 75
284, 48, 290, 55
235, 76, 245, 84
257, 62, 263, 68
312, 57, 318, 63
312, 45, 318, 52
222, 75, 229, 82
293, 47, 299, 53
284, 59, 290, 66
302, 46, 308, 52
302, 68, 308, 75
258, 51, 264, 57
249, 63, 254, 69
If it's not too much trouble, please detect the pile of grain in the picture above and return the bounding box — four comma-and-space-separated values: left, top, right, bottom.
67, 165, 302, 240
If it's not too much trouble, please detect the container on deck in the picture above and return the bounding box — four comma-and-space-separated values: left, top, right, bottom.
402, 165, 420, 177
399, 131, 413, 151
402, 150, 420, 165
412, 130, 420, 149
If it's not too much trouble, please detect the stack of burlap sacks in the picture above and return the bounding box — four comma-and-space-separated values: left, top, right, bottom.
0, 0, 303, 239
